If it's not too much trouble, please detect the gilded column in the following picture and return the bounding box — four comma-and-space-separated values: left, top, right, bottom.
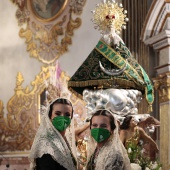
142, 1, 170, 168
146, 36, 170, 169
145, 35, 170, 169
153, 72, 170, 170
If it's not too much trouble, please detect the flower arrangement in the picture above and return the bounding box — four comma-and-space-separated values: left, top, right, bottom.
126, 140, 162, 170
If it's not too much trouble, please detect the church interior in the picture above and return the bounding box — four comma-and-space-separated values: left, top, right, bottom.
0, 0, 170, 170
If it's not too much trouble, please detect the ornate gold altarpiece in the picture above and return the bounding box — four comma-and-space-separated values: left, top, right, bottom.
0, 66, 86, 156
11, 0, 86, 64
0, 0, 87, 157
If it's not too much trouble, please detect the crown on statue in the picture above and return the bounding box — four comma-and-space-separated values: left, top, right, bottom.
91, 0, 129, 34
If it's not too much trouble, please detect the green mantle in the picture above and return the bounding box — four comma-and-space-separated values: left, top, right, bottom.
68, 40, 154, 112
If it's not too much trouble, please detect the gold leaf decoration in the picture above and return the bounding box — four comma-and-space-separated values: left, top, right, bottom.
0, 66, 86, 154
11, 0, 86, 64
0, 67, 49, 152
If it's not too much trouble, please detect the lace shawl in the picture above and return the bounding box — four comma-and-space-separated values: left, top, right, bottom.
28, 104, 77, 170
86, 120, 131, 170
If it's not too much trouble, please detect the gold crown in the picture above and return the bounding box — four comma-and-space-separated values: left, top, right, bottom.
91, 0, 128, 34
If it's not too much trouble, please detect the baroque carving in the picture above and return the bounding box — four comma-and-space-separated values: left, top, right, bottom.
0, 67, 49, 152
0, 66, 86, 154
11, 0, 86, 64
153, 72, 170, 103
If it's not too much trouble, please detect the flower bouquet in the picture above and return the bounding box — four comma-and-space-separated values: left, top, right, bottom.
126, 141, 162, 170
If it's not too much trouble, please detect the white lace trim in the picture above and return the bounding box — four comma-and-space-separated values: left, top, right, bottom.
29, 105, 76, 170
86, 119, 131, 170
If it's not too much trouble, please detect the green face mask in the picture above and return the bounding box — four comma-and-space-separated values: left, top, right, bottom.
91, 128, 110, 143
52, 116, 71, 131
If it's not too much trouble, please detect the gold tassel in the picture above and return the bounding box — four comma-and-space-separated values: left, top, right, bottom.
148, 104, 153, 113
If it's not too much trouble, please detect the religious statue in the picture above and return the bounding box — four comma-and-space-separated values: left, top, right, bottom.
68, 0, 154, 115
68, 0, 158, 169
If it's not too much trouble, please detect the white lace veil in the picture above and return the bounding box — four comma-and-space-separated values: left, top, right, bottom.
28, 98, 77, 170
86, 109, 131, 170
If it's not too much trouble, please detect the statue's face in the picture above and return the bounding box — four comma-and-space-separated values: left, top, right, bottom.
130, 117, 138, 127
104, 24, 115, 34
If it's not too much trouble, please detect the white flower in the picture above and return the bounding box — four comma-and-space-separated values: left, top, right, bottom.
141, 148, 145, 154
145, 167, 150, 170
130, 163, 142, 170
151, 162, 158, 169
128, 147, 132, 153
158, 167, 162, 170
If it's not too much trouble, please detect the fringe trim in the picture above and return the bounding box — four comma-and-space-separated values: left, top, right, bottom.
68, 88, 83, 100
68, 78, 144, 90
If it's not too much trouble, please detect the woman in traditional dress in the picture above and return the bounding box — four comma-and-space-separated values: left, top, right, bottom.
29, 98, 77, 170
86, 109, 131, 170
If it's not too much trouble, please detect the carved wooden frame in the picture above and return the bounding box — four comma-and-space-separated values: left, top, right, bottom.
11, 0, 86, 64
0, 66, 86, 156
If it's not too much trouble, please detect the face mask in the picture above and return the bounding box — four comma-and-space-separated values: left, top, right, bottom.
91, 128, 110, 143
52, 116, 71, 131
